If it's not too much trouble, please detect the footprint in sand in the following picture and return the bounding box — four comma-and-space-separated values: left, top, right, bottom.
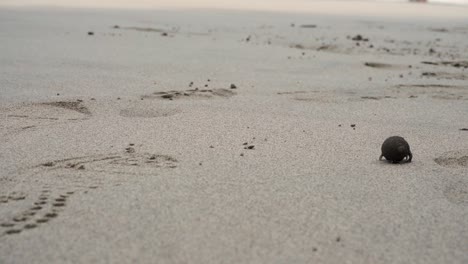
41, 101, 91, 115
0, 147, 178, 237
364, 62, 408, 69
37, 151, 178, 175
142, 88, 236, 101
433, 150, 468, 205
434, 150, 468, 168
1, 100, 92, 138
4, 100, 91, 119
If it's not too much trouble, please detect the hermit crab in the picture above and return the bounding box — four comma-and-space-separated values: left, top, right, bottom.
379, 136, 412, 163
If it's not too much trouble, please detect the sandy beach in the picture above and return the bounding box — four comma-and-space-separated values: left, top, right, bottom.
0, 2, 467, 263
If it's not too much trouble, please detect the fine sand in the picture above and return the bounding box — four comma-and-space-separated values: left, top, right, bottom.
0, 3, 467, 264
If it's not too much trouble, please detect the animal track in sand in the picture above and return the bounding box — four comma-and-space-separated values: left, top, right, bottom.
0, 187, 77, 236
434, 150, 468, 168
0, 192, 27, 204
142, 88, 236, 101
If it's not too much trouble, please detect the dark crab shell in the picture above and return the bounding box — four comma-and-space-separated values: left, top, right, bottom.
379, 136, 412, 163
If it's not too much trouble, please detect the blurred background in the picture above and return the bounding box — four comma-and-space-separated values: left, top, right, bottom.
1, 0, 468, 9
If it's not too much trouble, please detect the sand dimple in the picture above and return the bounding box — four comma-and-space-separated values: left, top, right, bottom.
5, 229, 22, 235
143, 88, 236, 100
0, 192, 27, 204
24, 223, 37, 229
444, 181, 468, 205
434, 150, 468, 168
299, 24, 317, 28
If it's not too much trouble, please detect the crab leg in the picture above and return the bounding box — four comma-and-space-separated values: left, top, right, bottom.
407, 152, 413, 162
